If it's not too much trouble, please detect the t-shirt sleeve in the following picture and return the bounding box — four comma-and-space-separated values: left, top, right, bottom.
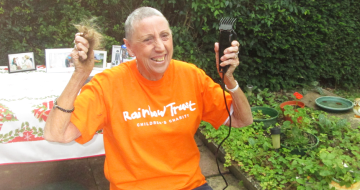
71, 75, 107, 144
198, 70, 232, 130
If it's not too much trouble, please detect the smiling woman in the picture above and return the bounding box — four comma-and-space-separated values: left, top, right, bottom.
44, 6, 252, 190
123, 14, 173, 81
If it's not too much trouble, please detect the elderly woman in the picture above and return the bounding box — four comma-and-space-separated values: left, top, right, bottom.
44, 7, 252, 190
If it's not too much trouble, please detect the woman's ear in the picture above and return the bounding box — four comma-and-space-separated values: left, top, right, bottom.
123, 38, 134, 57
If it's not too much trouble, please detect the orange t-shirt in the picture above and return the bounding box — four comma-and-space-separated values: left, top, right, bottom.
71, 59, 232, 190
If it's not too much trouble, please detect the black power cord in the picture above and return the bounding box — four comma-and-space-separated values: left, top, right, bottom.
216, 18, 237, 189
215, 74, 232, 190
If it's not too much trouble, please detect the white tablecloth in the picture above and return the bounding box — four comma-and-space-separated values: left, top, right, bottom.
0, 67, 105, 164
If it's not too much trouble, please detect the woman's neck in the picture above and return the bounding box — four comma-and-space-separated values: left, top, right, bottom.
136, 60, 163, 81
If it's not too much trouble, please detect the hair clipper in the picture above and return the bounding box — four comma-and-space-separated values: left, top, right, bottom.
218, 18, 237, 74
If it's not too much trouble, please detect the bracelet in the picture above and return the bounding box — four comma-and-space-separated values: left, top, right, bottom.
225, 80, 239, 93
53, 98, 75, 113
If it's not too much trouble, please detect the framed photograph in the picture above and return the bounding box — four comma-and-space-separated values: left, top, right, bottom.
45, 48, 107, 73
111, 45, 122, 66
93, 50, 107, 70
8, 52, 36, 73
45, 48, 74, 73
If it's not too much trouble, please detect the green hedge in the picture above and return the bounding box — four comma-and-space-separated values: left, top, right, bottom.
1, 0, 359, 90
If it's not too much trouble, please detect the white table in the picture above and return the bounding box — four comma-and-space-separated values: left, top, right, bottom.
0, 67, 105, 165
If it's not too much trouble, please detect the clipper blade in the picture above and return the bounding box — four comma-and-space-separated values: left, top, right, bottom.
219, 17, 236, 31
218, 17, 237, 74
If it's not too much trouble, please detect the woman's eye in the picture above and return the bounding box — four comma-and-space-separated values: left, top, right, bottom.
161, 34, 169, 39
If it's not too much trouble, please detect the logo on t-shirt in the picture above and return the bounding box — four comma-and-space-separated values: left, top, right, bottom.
122, 100, 196, 126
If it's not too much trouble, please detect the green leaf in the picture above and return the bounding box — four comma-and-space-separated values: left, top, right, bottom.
296, 178, 305, 184
319, 170, 333, 177
289, 5, 293, 12
248, 137, 256, 147
214, 10, 219, 17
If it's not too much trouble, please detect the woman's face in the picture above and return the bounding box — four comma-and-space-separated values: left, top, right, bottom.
124, 16, 173, 81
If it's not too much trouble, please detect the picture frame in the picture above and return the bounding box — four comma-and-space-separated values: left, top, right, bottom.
8, 52, 36, 73
45, 48, 74, 73
93, 50, 107, 70
111, 45, 122, 66
45, 48, 107, 73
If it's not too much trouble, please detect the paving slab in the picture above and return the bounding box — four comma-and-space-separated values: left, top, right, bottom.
206, 174, 247, 190
0, 163, 24, 190
88, 156, 109, 188
196, 135, 229, 177
22, 181, 88, 190
19, 159, 98, 190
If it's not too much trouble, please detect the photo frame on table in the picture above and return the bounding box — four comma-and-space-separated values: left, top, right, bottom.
111, 45, 122, 66
45, 49, 107, 73
93, 50, 107, 70
8, 52, 36, 73
45, 48, 74, 73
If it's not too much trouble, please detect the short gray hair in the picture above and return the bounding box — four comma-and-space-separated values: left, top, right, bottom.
124, 7, 169, 40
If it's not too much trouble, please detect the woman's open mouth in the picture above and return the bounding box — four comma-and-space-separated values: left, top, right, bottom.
151, 56, 165, 62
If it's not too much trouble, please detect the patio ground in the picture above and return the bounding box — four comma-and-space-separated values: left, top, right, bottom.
0, 135, 247, 190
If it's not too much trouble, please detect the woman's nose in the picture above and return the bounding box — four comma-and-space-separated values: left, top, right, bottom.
154, 38, 165, 52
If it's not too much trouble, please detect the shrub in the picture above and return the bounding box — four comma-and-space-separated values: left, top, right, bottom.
1, 0, 359, 90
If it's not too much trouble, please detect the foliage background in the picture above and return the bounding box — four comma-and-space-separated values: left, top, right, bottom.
0, 0, 359, 90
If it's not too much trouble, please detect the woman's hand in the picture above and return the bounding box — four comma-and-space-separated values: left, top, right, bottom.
72, 33, 94, 75
214, 40, 240, 79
